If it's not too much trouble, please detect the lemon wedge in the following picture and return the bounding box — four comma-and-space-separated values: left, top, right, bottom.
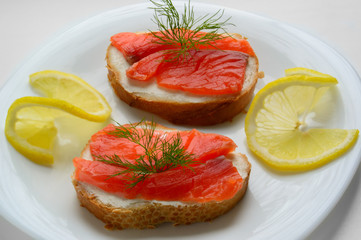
30, 70, 111, 122
245, 68, 359, 171
5, 71, 112, 165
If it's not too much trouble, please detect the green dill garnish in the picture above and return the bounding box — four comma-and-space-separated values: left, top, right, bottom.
93, 120, 198, 188
149, 0, 234, 61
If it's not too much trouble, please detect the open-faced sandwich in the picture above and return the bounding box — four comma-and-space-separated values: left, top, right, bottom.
106, 0, 263, 125
72, 121, 251, 229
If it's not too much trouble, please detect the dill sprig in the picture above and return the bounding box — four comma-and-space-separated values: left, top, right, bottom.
93, 120, 198, 188
149, 0, 234, 61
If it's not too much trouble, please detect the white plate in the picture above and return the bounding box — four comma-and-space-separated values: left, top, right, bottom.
1, 2, 361, 240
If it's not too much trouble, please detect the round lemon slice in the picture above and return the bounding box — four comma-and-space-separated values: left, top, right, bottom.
245, 69, 359, 171
29, 70, 111, 122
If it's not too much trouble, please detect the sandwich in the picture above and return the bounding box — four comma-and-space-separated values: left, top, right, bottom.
106, 0, 263, 125
72, 121, 251, 229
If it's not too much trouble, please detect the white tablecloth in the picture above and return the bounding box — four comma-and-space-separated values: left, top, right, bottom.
1, 0, 360, 239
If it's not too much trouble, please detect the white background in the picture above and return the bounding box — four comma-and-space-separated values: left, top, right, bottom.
0, 0, 360, 239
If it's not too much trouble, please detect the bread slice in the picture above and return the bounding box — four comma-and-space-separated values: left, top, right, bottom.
106, 33, 263, 126
71, 125, 251, 230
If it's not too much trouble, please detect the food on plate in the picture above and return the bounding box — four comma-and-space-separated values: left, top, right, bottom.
245, 67, 359, 171
4, 70, 111, 165
106, 0, 262, 125
72, 121, 251, 229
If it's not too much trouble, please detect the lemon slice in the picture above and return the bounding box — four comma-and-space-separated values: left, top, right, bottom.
5, 70, 112, 165
245, 69, 359, 171
30, 70, 111, 122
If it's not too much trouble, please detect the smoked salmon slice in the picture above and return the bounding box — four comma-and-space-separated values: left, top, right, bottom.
73, 124, 243, 202
110, 31, 256, 95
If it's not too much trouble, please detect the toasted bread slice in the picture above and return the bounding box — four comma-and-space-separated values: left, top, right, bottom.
72, 124, 251, 230
106, 33, 262, 126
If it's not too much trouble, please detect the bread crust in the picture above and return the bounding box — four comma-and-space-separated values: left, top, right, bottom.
106, 36, 261, 126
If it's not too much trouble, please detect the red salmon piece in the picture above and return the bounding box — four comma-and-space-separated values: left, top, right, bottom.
110, 32, 173, 64
140, 156, 243, 202
185, 129, 237, 161
73, 156, 243, 202
158, 50, 249, 95
199, 35, 255, 56
89, 124, 144, 164
125, 51, 166, 81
